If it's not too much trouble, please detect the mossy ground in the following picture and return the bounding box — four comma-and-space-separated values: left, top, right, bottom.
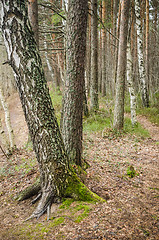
4, 201, 94, 240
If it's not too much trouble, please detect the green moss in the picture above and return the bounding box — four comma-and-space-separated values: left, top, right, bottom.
65, 170, 105, 203
126, 165, 137, 178
59, 198, 74, 209
74, 204, 91, 223
48, 217, 65, 227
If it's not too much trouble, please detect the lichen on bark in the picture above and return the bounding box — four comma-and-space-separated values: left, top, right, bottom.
0, 0, 102, 220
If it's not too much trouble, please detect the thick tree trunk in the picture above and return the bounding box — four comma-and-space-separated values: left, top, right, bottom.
135, 0, 149, 107
113, 0, 130, 130
90, 0, 99, 111
61, 0, 88, 165
0, 0, 100, 219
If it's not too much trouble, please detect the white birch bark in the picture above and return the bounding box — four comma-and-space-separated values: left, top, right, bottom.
135, 0, 149, 107
0, 85, 15, 149
127, 41, 137, 126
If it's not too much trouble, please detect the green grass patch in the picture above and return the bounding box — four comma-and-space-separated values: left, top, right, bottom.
124, 117, 150, 138
83, 110, 111, 133
137, 107, 159, 126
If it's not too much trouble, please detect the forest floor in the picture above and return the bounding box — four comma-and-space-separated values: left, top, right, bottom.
0, 92, 159, 240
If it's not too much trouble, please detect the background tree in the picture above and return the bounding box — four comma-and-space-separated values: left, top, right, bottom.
113, 0, 130, 130
135, 0, 149, 107
28, 0, 39, 47
90, 0, 99, 111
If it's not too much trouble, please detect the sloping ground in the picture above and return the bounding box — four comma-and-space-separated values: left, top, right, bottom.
0, 95, 159, 240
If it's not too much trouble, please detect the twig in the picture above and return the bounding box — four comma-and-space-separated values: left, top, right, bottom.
0, 144, 9, 159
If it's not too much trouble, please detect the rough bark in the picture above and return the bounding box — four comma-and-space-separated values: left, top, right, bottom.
90, 0, 99, 111
135, 0, 149, 107
61, 0, 88, 165
113, 0, 130, 130
101, 0, 106, 97
0, 0, 100, 219
28, 0, 39, 47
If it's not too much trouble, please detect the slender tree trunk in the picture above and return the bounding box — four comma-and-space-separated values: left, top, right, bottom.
145, 0, 149, 92
98, 2, 102, 93
0, 85, 15, 149
28, 0, 39, 47
127, 40, 137, 126
101, 0, 106, 96
114, 2, 121, 86
0, 117, 9, 151
43, 34, 54, 83
135, 0, 149, 107
113, 0, 130, 130
61, 0, 88, 165
85, 2, 91, 97
90, 0, 99, 111
0, 0, 99, 219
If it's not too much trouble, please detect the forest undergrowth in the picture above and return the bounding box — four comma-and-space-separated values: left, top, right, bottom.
0, 91, 159, 240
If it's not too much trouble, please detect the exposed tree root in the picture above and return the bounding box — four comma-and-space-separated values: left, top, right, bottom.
16, 178, 41, 201
18, 170, 105, 221
25, 189, 61, 221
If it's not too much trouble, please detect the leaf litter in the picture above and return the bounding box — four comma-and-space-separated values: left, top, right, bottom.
0, 94, 159, 239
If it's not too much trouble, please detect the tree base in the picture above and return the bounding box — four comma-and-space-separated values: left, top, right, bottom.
17, 169, 105, 220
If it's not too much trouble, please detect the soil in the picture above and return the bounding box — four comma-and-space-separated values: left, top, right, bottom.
0, 93, 159, 240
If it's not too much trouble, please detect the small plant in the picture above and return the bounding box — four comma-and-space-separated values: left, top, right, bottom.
127, 165, 136, 178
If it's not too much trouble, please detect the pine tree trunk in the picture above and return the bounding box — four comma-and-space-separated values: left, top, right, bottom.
61, 0, 88, 165
28, 0, 39, 47
101, 0, 107, 96
90, 0, 99, 111
135, 0, 149, 107
113, 0, 130, 130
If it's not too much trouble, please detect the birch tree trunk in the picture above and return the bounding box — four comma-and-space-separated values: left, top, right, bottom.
90, 0, 99, 111
0, 85, 15, 149
145, 0, 149, 92
0, 0, 99, 219
127, 40, 137, 126
113, 0, 130, 130
135, 0, 149, 107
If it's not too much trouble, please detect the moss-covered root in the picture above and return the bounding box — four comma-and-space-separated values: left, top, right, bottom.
15, 178, 41, 201
64, 172, 105, 203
